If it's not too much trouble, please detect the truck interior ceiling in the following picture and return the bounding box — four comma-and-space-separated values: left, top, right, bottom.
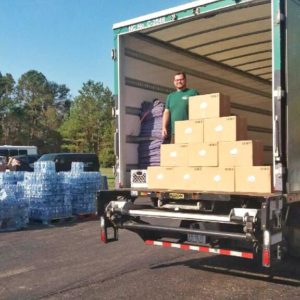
120, 0, 273, 186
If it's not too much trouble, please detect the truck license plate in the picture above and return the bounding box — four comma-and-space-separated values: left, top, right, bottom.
188, 233, 207, 244
169, 193, 184, 200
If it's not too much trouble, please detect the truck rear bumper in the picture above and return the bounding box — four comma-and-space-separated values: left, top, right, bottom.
145, 240, 254, 259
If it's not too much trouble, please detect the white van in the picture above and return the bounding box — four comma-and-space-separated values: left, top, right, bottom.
0, 145, 38, 157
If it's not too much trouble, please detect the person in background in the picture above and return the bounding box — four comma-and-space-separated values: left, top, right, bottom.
7, 157, 20, 171
162, 72, 199, 143
0, 156, 6, 172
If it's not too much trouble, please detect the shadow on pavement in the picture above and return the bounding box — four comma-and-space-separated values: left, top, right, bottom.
14, 218, 99, 232
150, 254, 300, 286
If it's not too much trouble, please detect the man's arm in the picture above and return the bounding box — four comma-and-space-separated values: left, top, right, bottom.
162, 109, 170, 139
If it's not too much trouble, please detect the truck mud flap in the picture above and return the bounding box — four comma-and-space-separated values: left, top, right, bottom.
100, 216, 118, 243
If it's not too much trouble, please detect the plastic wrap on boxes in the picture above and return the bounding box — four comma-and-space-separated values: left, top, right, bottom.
138, 99, 164, 168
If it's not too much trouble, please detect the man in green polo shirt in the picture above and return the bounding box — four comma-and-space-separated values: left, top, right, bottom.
162, 72, 199, 143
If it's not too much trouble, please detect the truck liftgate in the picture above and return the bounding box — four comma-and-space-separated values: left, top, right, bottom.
97, 189, 285, 268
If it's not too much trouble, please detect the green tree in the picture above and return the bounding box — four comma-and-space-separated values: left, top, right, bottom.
0, 72, 18, 143
16, 70, 71, 151
60, 80, 115, 167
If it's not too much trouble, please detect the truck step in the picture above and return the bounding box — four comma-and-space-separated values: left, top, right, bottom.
128, 208, 232, 223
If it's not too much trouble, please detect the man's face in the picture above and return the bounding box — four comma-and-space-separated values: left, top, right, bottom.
174, 74, 186, 91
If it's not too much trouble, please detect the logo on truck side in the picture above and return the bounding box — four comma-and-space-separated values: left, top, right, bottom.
128, 16, 169, 32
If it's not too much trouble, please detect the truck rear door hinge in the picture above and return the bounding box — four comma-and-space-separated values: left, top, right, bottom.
276, 10, 285, 24
111, 48, 117, 60
274, 87, 285, 102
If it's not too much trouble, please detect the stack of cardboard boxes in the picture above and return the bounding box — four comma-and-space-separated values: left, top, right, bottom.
147, 93, 272, 193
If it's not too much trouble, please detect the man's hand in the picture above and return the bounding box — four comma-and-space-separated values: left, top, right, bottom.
162, 109, 170, 140
162, 127, 168, 139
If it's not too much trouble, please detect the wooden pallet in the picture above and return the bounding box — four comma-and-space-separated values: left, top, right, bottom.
0, 226, 27, 232
29, 216, 75, 226
73, 212, 99, 222
0, 219, 27, 232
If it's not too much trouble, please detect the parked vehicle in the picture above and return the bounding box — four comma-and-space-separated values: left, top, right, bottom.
38, 153, 100, 172
98, 0, 300, 269
12, 154, 41, 172
0, 145, 38, 157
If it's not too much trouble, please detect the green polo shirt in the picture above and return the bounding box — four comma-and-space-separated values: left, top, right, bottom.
166, 88, 199, 134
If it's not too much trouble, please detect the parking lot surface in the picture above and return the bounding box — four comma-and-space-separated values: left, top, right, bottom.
1, 220, 300, 300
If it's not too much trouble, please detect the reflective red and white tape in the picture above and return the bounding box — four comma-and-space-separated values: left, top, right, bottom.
145, 240, 253, 259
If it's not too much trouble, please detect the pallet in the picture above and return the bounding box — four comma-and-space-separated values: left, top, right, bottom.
0, 219, 27, 232
29, 216, 75, 226
0, 226, 27, 232
73, 212, 99, 222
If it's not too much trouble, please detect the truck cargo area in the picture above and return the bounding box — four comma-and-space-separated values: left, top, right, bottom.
116, 0, 274, 188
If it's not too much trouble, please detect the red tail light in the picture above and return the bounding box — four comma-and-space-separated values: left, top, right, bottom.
100, 216, 107, 243
262, 248, 270, 267
100, 229, 107, 243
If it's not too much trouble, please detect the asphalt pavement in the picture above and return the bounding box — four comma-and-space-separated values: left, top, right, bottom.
1, 220, 300, 300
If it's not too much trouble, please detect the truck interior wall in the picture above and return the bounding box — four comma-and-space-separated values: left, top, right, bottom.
118, 0, 273, 187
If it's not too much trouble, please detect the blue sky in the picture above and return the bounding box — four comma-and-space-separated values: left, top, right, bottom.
0, 0, 192, 97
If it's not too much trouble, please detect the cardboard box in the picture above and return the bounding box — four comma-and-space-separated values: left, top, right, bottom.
175, 119, 204, 144
147, 166, 203, 190
174, 167, 206, 190
204, 116, 247, 142
148, 166, 235, 192
147, 167, 176, 189
160, 144, 188, 167
188, 142, 218, 166
235, 166, 272, 193
219, 140, 264, 166
189, 93, 231, 119
202, 167, 235, 192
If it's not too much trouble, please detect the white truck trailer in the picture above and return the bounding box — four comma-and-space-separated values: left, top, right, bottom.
98, 0, 300, 268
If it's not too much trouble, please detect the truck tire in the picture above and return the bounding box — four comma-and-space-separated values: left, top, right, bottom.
285, 203, 300, 257
285, 226, 300, 257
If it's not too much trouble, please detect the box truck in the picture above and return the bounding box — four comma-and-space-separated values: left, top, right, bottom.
98, 0, 300, 268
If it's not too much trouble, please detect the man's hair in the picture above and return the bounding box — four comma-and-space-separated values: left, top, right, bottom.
174, 72, 186, 79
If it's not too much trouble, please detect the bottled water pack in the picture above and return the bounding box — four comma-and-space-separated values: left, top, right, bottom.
60, 162, 101, 214
1, 160, 102, 226
25, 161, 72, 221
0, 184, 29, 231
